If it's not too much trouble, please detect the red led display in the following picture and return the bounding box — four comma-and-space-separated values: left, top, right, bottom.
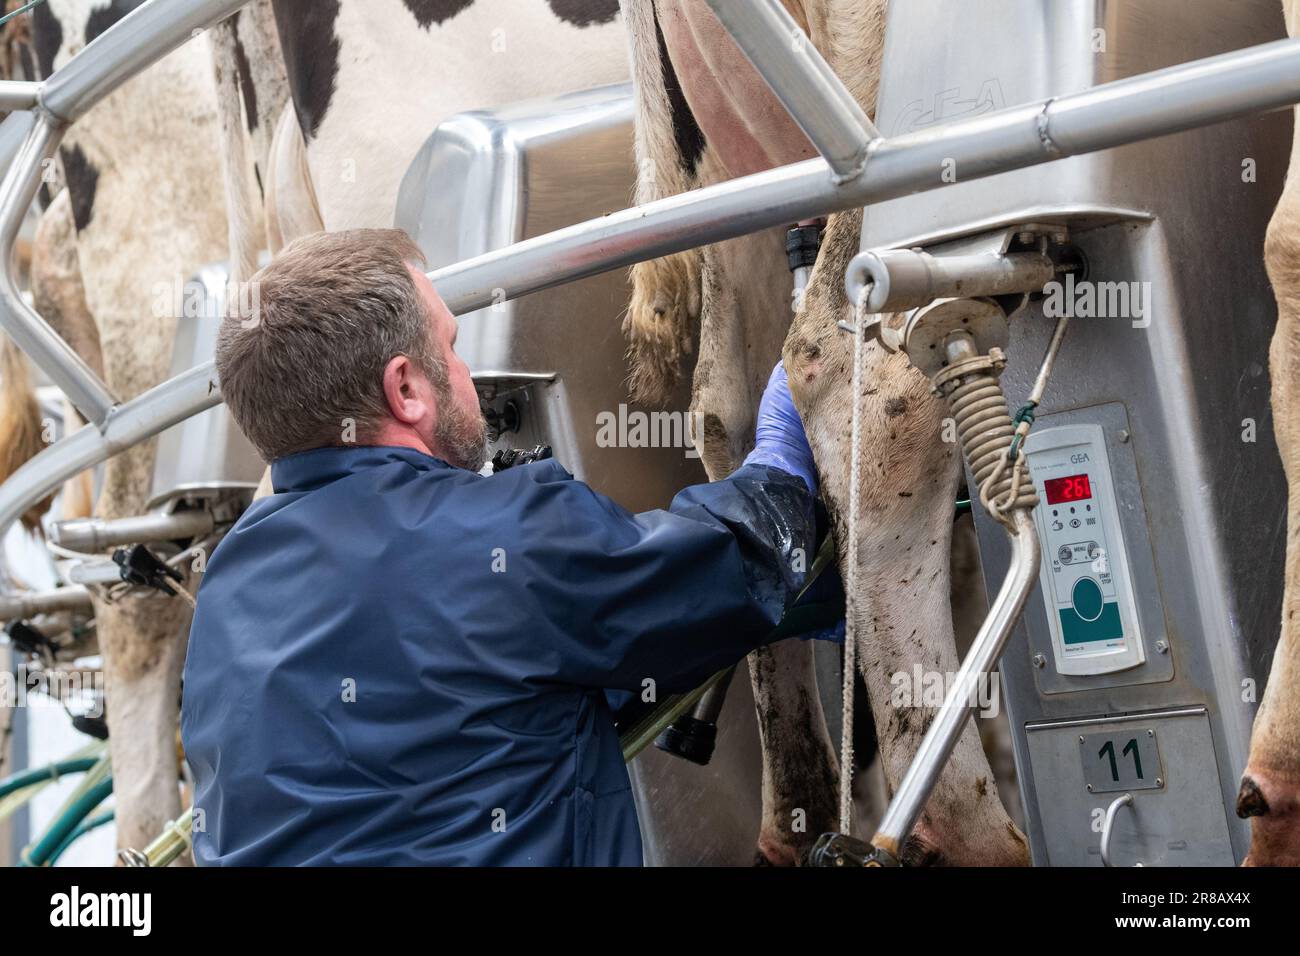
1045, 473, 1092, 505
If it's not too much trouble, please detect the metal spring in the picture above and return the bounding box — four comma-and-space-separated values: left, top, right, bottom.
946, 369, 1038, 513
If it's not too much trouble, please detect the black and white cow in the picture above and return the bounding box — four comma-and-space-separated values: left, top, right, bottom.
217, 0, 628, 258
1, 0, 234, 858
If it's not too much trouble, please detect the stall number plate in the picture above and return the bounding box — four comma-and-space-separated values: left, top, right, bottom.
1080, 729, 1164, 793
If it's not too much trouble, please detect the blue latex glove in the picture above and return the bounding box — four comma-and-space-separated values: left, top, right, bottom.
744, 360, 818, 495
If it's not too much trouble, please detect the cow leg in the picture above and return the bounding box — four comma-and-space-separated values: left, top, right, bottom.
625, 253, 702, 406
748, 640, 840, 864
1240, 94, 1300, 864
93, 597, 189, 857
622, 0, 839, 866
84, 389, 190, 856
692, 230, 842, 865
86, 332, 191, 858
57, 32, 230, 862
631, 244, 842, 865
787, 210, 1028, 865
90, 386, 190, 860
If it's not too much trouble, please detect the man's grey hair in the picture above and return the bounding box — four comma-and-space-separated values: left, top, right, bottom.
216, 228, 445, 462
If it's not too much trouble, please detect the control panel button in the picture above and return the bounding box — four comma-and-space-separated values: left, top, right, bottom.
1072, 576, 1105, 622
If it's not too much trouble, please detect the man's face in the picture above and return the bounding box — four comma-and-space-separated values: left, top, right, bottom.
409, 267, 487, 471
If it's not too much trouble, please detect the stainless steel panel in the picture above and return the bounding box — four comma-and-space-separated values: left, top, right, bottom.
865, 0, 1290, 864
1026, 709, 1233, 866
862, 0, 1289, 249
147, 264, 264, 510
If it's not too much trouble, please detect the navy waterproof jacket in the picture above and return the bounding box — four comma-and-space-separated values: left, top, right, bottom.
182, 445, 815, 866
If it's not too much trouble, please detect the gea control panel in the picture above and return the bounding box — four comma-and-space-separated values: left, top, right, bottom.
1024, 424, 1146, 676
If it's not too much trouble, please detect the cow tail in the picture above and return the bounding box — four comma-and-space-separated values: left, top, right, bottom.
209, 12, 266, 285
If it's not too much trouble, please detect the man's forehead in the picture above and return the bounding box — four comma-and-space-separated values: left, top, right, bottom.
408, 265, 454, 328
407, 263, 435, 297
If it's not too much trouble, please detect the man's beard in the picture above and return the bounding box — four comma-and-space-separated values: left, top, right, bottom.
433, 386, 488, 473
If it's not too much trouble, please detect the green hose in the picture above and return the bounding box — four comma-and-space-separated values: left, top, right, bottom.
47, 809, 115, 865
0, 757, 100, 801
19, 776, 113, 867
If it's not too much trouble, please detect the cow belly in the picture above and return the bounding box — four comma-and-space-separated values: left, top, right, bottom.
657, 0, 816, 179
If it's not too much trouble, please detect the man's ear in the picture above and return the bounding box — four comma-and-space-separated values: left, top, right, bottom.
382, 354, 436, 425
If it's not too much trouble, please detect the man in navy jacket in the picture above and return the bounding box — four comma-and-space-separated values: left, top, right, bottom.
182, 229, 822, 865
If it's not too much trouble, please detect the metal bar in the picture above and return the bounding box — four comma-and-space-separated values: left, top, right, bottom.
856, 248, 1057, 312
0, 81, 39, 112
702, 0, 877, 180
0, 113, 117, 424
0, 586, 93, 623
0, 110, 35, 170
0, 362, 220, 539
39, 0, 250, 124
870, 509, 1041, 860
1024, 705, 1207, 733
1100, 792, 1135, 867
50, 509, 215, 553
6, 35, 1300, 542
65, 560, 126, 587
430, 36, 1300, 313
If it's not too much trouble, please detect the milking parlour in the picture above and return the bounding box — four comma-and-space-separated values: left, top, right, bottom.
0, 0, 1295, 936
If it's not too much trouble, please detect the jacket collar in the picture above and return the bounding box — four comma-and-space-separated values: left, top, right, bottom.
271, 445, 453, 493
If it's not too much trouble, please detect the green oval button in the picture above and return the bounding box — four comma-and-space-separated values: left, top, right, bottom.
1072, 577, 1105, 622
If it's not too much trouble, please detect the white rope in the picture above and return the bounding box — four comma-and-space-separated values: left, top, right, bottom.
838, 289, 869, 834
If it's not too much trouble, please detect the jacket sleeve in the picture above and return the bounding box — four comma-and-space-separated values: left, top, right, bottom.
503, 460, 817, 693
